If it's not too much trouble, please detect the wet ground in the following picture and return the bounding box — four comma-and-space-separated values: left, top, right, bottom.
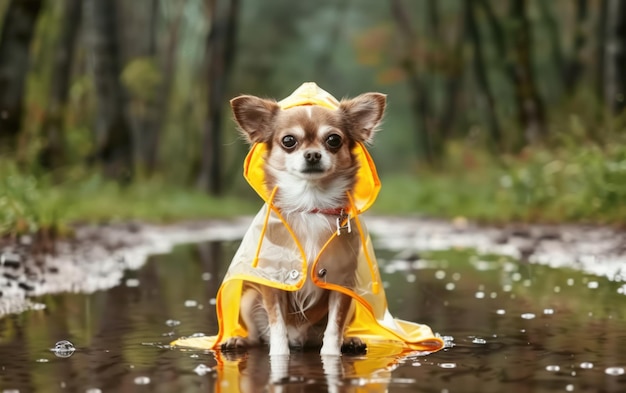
1, 217, 625, 392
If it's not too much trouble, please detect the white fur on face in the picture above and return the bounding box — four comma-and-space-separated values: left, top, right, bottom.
282, 149, 333, 179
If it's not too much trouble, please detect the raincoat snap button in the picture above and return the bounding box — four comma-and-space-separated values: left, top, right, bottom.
318, 268, 327, 278
289, 270, 299, 280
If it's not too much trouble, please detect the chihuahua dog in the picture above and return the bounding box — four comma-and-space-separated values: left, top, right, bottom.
223, 89, 386, 356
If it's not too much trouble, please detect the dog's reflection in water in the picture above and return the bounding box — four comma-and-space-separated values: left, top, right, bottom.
217, 347, 394, 393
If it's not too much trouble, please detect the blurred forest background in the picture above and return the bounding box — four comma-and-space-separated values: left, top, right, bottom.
1, 0, 626, 236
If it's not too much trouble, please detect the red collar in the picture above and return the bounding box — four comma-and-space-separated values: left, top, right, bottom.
308, 207, 346, 215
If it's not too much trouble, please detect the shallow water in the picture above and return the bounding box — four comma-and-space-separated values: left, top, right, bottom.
1, 239, 625, 392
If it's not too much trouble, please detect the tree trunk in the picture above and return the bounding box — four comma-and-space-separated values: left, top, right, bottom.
437, 3, 466, 145
563, 0, 588, 92
602, 0, 626, 115
117, 0, 160, 176
537, 0, 565, 95
466, 0, 502, 151
197, 0, 240, 195
509, 0, 547, 144
390, 0, 436, 166
83, 0, 132, 180
0, 0, 42, 153
152, 0, 187, 176
39, 0, 82, 169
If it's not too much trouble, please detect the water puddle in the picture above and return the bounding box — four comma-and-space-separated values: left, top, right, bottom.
1, 236, 626, 392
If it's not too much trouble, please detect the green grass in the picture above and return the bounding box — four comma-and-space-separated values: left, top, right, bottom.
0, 163, 259, 237
374, 141, 626, 226
3, 138, 626, 238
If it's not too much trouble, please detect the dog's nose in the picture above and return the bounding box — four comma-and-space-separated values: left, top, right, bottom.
304, 150, 322, 164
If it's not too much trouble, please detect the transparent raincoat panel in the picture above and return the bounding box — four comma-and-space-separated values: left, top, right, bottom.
225, 206, 305, 288
315, 220, 387, 317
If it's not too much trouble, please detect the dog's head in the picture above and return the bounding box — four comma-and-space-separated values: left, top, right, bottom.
231, 90, 385, 210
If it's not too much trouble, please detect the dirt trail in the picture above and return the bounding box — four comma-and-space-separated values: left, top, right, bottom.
1, 216, 625, 316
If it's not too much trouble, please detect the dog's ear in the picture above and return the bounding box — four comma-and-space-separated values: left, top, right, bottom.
230, 95, 280, 143
339, 93, 386, 143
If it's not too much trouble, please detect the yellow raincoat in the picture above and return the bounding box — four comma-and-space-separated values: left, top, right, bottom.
172, 83, 444, 353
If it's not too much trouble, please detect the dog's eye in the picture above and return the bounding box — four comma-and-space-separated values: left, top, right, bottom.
281, 135, 297, 149
325, 134, 342, 148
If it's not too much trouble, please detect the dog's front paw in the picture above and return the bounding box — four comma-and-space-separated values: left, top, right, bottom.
341, 337, 367, 355
220, 336, 249, 352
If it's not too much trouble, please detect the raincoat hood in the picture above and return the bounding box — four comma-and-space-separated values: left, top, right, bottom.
172, 82, 444, 353
243, 82, 380, 215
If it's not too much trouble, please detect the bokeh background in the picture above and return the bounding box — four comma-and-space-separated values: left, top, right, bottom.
1, 0, 626, 235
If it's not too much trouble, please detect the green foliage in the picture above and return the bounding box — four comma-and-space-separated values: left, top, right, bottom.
374, 140, 626, 225
121, 57, 162, 101
0, 162, 259, 237
0, 162, 48, 235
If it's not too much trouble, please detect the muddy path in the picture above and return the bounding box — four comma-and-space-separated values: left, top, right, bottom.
1, 216, 625, 316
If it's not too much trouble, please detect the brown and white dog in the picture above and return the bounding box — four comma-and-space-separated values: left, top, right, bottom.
223, 89, 386, 356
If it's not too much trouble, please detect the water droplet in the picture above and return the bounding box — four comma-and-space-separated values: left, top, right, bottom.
496, 309, 506, 315
134, 376, 150, 385
125, 278, 140, 287
543, 309, 555, 315
441, 336, 455, 347
546, 365, 560, 372
567, 278, 574, 286
521, 313, 536, 320
605, 367, 625, 376
579, 362, 593, 369
184, 300, 198, 307
86, 389, 102, 393
439, 363, 456, 369
452, 272, 461, 281
406, 274, 416, 283
522, 279, 532, 287
502, 284, 512, 292
193, 364, 211, 376
165, 319, 180, 327
554, 286, 561, 293
201, 272, 212, 281
472, 338, 487, 344
512, 272, 522, 281
490, 292, 497, 299
190, 354, 199, 358
35, 358, 49, 363
411, 362, 421, 367
51, 340, 75, 358
475, 291, 485, 299
435, 270, 446, 280
209, 298, 217, 305
565, 384, 574, 391
587, 281, 599, 289
445, 282, 455, 291
190, 332, 206, 337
